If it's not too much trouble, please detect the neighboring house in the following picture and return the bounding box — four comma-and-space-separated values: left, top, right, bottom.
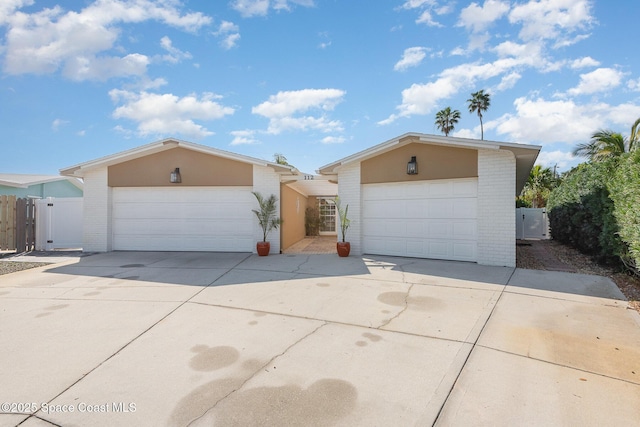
0, 174, 83, 198
318, 133, 541, 267
60, 138, 336, 254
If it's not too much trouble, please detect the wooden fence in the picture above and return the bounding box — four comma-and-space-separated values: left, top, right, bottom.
0, 195, 36, 252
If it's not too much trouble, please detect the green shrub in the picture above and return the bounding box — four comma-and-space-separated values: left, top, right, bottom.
608, 151, 640, 270
547, 159, 623, 264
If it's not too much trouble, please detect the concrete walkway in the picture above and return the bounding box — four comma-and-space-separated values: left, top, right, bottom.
0, 252, 638, 426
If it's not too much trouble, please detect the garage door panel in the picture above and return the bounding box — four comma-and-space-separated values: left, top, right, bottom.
452, 180, 478, 196
112, 187, 254, 252
452, 221, 477, 239
452, 199, 477, 218
362, 178, 477, 262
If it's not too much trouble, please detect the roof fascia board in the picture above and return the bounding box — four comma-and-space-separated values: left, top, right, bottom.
0, 180, 28, 188
60, 138, 296, 177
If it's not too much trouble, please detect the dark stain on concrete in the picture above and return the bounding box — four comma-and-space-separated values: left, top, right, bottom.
190, 345, 239, 372
122, 276, 140, 280
378, 291, 444, 311
0, 291, 10, 296
362, 332, 382, 342
35, 312, 52, 318
248, 320, 258, 326
355, 341, 367, 347
377, 292, 407, 307
316, 283, 331, 288
45, 304, 68, 310
169, 377, 244, 426
242, 358, 264, 371
210, 378, 358, 426
120, 264, 145, 268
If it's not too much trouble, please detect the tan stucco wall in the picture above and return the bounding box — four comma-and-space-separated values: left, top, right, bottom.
280, 183, 307, 250
108, 147, 253, 187
361, 143, 478, 184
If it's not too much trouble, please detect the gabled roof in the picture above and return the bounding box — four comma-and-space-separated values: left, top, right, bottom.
317, 132, 541, 195
0, 173, 83, 189
60, 138, 297, 177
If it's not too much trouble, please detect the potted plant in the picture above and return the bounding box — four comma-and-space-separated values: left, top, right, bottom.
252, 191, 282, 256
335, 197, 351, 257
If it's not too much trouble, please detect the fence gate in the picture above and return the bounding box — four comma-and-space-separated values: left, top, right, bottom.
36, 197, 83, 250
0, 196, 36, 252
516, 208, 550, 240
0, 195, 16, 250
16, 198, 36, 252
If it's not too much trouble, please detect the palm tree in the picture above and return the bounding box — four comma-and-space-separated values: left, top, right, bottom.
467, 90, 491, 140
435, 107, 461, 136
520, 165, 556, 207
573, 130, 629, 161
630, 117, 640, 150
273, 153, 289, 165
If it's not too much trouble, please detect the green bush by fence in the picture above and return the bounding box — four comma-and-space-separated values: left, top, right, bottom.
547, 154, 640, 270
608, 150, 640, 270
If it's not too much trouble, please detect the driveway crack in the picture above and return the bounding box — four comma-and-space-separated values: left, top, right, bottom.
185, 321, 328, 426
377, 283, 414, 329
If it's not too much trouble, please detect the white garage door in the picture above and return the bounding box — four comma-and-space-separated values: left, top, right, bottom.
112, 187, 254, 252
362, 178, 477, 261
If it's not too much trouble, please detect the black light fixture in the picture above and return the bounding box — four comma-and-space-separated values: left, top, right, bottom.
170, 167, 182, 183
407, 156, 418, 175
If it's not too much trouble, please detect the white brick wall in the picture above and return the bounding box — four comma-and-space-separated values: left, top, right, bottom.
477, 149, 516, 267
82, 168, 112, 252
252, 165, 282, 254
337, 163, 361, 255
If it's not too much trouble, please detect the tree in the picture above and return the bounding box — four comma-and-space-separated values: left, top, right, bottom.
630, 117, 640, 150
273, 153, 289, 165
467, 89, 491, 140
519, 165, 556, 208
573, 130, 629, 161
434, 107, 461, 136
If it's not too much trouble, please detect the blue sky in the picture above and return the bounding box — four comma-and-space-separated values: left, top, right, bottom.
1, 0, 638, 176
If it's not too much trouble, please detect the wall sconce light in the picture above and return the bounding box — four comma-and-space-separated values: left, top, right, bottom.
407, 156, 418, 175
170, 167, 182, 183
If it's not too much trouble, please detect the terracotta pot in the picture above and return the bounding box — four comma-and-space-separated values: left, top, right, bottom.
256, 241, 270, 256
337, 241, 351, 257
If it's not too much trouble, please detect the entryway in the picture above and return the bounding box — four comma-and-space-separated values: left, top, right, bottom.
282, 236, 336, 254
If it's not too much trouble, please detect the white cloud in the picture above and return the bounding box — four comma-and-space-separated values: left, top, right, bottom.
214, 21, 240, 49
252, 88, 345, 134
0, 0, 32, 25
230, 130, 260, 145
160, 36, 192, 63
570, 56, 600, 69
495, 72, 521, 91
487, 96, 640, 145
416, 11, 442, 27
109, 90, 235, 139
63, 53, 149, 81
458, 0, 510, 33
321, 136, 345, 144
566, 67, 624, 96
394, 47, 427, 71
536, 150, 575, 171
231, 0, 314, 17
381, 53, 546, 124
51, 118, 68, 131
627, 78, 640, 92
2, 1, 211, 80
400, 0, 436, 10
509, 0, 594, 45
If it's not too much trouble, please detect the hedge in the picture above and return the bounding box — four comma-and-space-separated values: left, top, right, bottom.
547, 159, 623, 265
608, 150, 640, 270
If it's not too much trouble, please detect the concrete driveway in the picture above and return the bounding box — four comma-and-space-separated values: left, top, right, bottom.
1, 252, 639, 426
